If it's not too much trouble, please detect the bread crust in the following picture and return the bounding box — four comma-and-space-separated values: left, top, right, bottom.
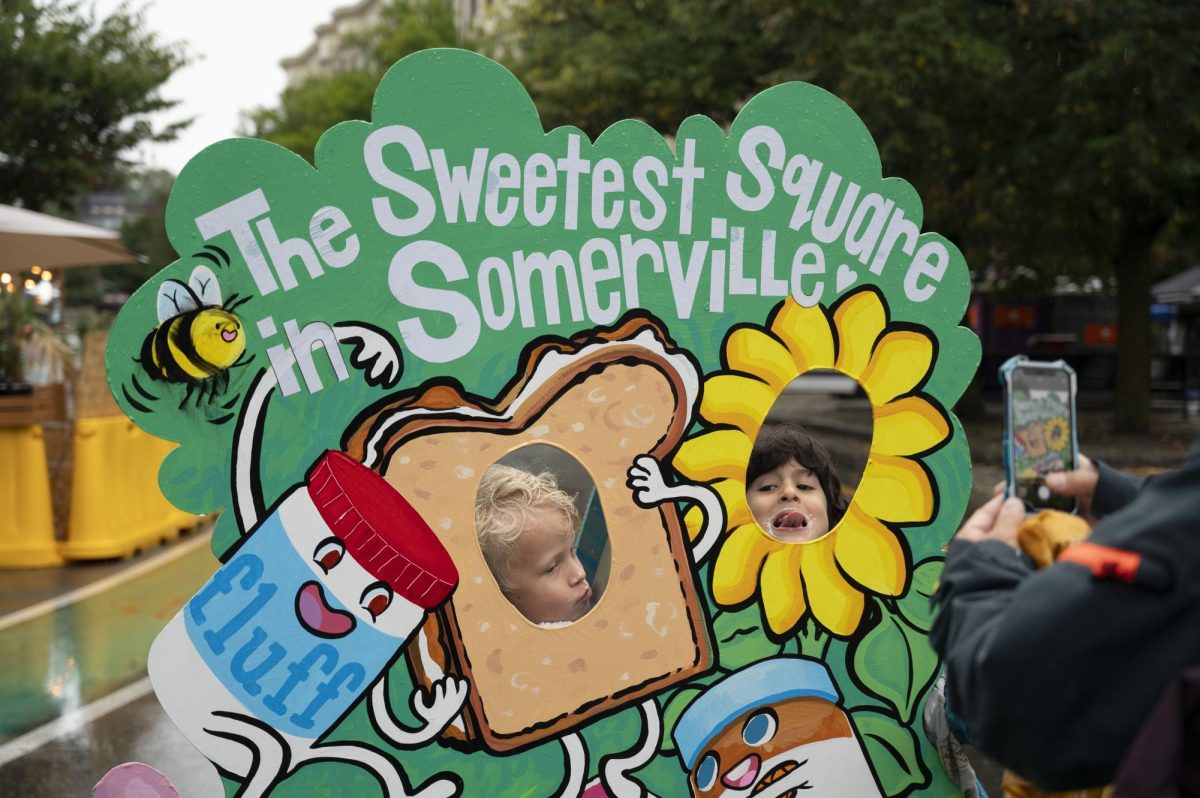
344, 314, 713, 752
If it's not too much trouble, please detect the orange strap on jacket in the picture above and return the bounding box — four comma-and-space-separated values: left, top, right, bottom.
1059, 542, 1142, 584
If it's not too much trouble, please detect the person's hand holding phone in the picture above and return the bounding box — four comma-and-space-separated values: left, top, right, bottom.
953, 492, 1025, 550
1044, 453, 1099, 522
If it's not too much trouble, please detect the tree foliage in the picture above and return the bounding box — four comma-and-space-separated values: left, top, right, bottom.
0, 0, 189, 211
488, 0, 779, 139
493, 0, 1200, 431
243, 0, 462, 164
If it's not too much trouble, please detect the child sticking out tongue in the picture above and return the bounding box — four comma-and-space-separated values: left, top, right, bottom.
746, 425, 848, 545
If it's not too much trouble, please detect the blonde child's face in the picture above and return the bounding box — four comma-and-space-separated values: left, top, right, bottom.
747, 458, 830, 543
502, 508, 592, 624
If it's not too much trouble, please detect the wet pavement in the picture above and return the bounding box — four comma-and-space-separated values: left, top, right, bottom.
0, 526, 223, 796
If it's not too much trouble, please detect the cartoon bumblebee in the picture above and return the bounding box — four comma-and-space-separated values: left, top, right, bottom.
125, 246, 251, 420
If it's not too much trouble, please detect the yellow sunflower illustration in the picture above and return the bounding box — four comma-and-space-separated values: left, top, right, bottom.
672, 286, 951, 638
1044, 417, 1070, 453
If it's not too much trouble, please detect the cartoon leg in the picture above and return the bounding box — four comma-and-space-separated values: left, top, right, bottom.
203, 711, 289, 798
370, 671, 468, 747
296, 741, 460, 798
599, 699, 661, 798
627, 455, 726, 564
556, 732, 587, 798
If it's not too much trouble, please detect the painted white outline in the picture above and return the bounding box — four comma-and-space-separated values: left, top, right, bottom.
0, 677, 154, 768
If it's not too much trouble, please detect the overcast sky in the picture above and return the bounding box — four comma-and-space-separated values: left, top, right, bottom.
90, 0, 344, 175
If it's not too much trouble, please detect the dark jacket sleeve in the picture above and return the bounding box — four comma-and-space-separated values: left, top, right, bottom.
1091, 459, 1145, 517
930, 438, 1200, 790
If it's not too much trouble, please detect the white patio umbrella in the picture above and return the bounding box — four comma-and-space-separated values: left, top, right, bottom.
0, 203, 140, 272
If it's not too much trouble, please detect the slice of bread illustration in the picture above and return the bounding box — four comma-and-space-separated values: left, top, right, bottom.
344, 315, 714, 752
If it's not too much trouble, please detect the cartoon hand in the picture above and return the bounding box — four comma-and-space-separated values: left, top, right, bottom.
334, 323, 403, 388
627, 455, 670, 507
414, 677, 469, 732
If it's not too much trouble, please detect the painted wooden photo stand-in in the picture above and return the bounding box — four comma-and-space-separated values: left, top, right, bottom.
107, 49, 980, 798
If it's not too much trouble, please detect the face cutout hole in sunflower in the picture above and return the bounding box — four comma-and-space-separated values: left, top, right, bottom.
674, 287, 954, 638
745, 372, 872, 546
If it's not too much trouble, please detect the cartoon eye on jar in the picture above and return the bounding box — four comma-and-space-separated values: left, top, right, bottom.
673, 657, 883, 798
148, 451, 467, 798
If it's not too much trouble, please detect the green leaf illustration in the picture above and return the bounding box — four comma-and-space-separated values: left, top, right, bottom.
895, 558, 944, 633
850, 603, 940, 724
659, 686, 705, 754
852, 708, 931, 798
712, 605, 783, 671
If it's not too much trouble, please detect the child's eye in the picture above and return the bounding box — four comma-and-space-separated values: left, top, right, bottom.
360, 582, 393, 621
313, 537, 345, 573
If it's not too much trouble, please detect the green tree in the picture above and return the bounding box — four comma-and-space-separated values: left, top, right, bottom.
492, 0, 777, 139
244, 0, 462, 163
491, 0, 1200, 432
65, 169, 175, 309
0, 0, 189, 211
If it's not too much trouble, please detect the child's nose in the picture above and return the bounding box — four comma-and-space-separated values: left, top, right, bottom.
568, 557, 586, 583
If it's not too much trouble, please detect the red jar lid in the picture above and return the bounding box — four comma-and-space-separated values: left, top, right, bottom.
306, 450, 457, 609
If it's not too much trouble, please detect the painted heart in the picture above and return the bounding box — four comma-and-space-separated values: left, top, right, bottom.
296, 581, 356, 638
836, 263, 858, 293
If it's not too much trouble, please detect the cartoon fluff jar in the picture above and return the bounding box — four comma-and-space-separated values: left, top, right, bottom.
673, 657, 883, 798
149, 451, 465, 798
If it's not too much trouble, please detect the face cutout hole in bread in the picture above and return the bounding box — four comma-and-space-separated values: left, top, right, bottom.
474, 444, 611, 627
747, 371, 870, 545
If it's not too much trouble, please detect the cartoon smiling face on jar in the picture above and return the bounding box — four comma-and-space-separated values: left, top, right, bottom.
673, 657, 882, 798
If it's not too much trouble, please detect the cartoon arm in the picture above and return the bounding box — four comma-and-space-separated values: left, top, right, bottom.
232, 323, 404, 533
370, 671, 469, 747
628, 455, 725, 564
333, 322, 403, 388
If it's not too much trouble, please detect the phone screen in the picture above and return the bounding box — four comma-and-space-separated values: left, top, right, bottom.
1009, 365, 1076, 512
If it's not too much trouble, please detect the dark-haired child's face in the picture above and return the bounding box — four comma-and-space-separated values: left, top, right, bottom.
747, 459, 830, 543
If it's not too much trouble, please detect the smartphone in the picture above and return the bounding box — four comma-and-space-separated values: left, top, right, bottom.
1000, 356, 1078, 513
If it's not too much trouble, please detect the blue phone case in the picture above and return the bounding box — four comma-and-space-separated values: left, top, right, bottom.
999, 355, 1079, 511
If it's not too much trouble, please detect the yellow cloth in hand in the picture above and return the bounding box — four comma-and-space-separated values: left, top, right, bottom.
1017, 510, 1092, 570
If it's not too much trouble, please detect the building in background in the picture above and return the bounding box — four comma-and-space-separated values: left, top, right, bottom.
281, 0, 506, 88
76, 190, 142, 232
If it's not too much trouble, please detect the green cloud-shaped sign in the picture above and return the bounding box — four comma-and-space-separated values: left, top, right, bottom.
109, 49, 977, 798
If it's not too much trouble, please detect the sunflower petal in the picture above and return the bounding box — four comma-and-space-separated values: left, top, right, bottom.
685, 506, 704, 541
832, 289, 887, 380
800, 539, 865, 636
713, 524, 780, 606
724, 328, 797, 393
684, 478, 755, 540
871, 395, 950, 456
673, 429, 753, 482
855, 454, 936, 523
834, 504, 908, 596
760, 546, 808, 635
700, 374, 777, 438
860, 330, 935, 404
770, 299, 835, 372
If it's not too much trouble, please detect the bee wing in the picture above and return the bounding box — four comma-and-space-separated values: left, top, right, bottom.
188, 265, 222, 307
157, 279, 202, 323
